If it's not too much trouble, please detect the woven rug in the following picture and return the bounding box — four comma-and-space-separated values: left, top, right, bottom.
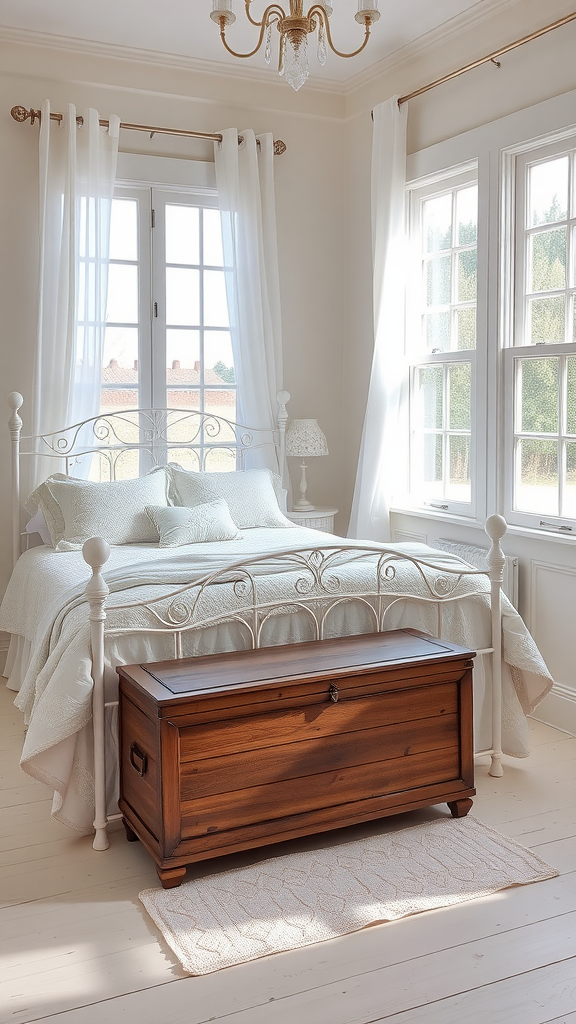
139, 815, 558, 974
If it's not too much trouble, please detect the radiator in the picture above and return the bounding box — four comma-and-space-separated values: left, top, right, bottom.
433, 538, 519, 609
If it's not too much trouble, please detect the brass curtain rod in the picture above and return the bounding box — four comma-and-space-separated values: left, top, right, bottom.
397, 9, 576, 106
10, 105, 287, 155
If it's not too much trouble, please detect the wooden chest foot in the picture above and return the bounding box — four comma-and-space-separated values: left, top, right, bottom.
123, 818, 140, 843
447, 798, 473, 818
157, 865, 187, 889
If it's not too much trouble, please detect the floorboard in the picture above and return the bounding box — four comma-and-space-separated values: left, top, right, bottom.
1, 683, 575, 1024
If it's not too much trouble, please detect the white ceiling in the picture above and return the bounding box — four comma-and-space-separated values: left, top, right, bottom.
0, 0, 504, 84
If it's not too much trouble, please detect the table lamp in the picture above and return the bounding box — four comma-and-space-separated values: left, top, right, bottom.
285, 418, 328, 510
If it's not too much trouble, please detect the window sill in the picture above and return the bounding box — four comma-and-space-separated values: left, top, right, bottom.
390, 505, 483, 529
391, 506, 576, 544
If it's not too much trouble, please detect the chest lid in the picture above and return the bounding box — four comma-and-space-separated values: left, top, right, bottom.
135, 629, 474, 699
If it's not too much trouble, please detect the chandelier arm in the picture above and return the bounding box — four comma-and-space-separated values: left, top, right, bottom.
245, 1, 286, 27
219, 13, 273, 59
310, 7, 373, 59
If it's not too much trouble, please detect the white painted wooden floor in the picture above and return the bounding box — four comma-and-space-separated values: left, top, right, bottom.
1, 681, 575, 1024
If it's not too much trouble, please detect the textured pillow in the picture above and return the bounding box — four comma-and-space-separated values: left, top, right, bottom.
36, 470, 170, 550
169, 467, 293, 530
145, 500, 240, 547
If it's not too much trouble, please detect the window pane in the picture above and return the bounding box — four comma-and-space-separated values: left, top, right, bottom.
100, 385, 138, 417
422, 434, 443, 493
568, 357, 576, 435
529, 157, 568, 227
203, 209, 224, 266
166, 267, 200, 325
528, 295, 565, 344
447, 435, 470, 502
166, 329, 200, 385
109, 199, 138, 261
565, 442, 576, 517
426, 255, 451, 306
166, 388, 200, 411
166, 205, 199, 265
449, 364, 471, 430
204, 270, 229, 327
106, 264, 138, 323
423, 193, 452, 252
456, 308, 476, 350
426, 311, 450, 353
456, 186, 477, 246
204, 389, 236, 429
418, 366, 443, 428
530, 228, 566, 292
205, 331, 235, 383
103, 326, 139, 371
519, 357, 559, 433
457, 249, 477, 302
516, 438, 558, 514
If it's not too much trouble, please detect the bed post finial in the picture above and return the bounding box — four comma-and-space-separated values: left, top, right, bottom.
276, 390, 290, 485
8, 393, 24, 569
83, 537, 111, 851
485, 515, 507, 779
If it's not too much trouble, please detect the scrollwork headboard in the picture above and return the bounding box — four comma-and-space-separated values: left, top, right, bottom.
8, 389, 291, 568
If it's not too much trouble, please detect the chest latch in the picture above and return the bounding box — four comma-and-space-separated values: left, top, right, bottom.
328, 683, 339, 704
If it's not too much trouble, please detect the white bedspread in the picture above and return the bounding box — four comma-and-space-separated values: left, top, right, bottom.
0, 527, 553, 833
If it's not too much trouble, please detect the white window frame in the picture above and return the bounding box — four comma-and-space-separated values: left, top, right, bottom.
112, 154, 228, 414
502, 129, 576, 536
403, 161, 486, 523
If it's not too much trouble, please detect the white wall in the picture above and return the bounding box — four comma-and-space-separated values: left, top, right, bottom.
342, 0, 576, 730
0, 31, 347, 602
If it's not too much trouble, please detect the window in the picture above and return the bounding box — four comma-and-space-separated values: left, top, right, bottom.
504, 141, 576, 533
406, 167, 480, 517
99, 181, 235, 476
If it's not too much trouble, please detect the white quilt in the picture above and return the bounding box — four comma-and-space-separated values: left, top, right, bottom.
0, 527, 553, 834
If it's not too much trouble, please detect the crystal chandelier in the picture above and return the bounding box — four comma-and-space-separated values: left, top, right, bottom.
210, 1, 380, 91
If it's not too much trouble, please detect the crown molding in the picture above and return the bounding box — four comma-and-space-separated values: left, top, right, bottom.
0, 23, 346, 97
342, 0, 552, 99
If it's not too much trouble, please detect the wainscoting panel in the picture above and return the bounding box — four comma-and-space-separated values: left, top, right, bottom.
393, 530, 428, 544
529, 561, 576, 736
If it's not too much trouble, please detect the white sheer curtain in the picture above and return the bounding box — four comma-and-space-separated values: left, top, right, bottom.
214, 128, 283, 473
348, 97, 408, 541
33, 101, 119, 482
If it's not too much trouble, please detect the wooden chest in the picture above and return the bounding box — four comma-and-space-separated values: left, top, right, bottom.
117, 629, 476, 888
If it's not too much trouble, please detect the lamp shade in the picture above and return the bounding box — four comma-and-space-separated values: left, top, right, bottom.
285, 419, 328, 458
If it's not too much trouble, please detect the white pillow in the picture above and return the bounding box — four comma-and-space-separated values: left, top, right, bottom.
36, 470, 170, 550
145, 500, 240, 547
169, 467, 294, 530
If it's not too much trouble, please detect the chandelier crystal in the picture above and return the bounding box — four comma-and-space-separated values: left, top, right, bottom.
210, 1, 380, 92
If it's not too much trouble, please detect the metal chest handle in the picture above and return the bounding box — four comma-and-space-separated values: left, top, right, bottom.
129, 742, 148, 777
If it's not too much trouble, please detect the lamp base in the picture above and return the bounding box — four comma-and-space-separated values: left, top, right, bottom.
293, 498, 315, 511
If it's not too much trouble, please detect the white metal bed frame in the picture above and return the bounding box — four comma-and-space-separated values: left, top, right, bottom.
7, 390, 507, 853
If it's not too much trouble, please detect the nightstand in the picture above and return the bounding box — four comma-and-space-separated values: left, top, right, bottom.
287, 507, 338, 533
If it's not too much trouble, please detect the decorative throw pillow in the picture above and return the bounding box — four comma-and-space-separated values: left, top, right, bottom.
145, 500, 240, 547
169, 467, 293, 530
31, 470, 170, 550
